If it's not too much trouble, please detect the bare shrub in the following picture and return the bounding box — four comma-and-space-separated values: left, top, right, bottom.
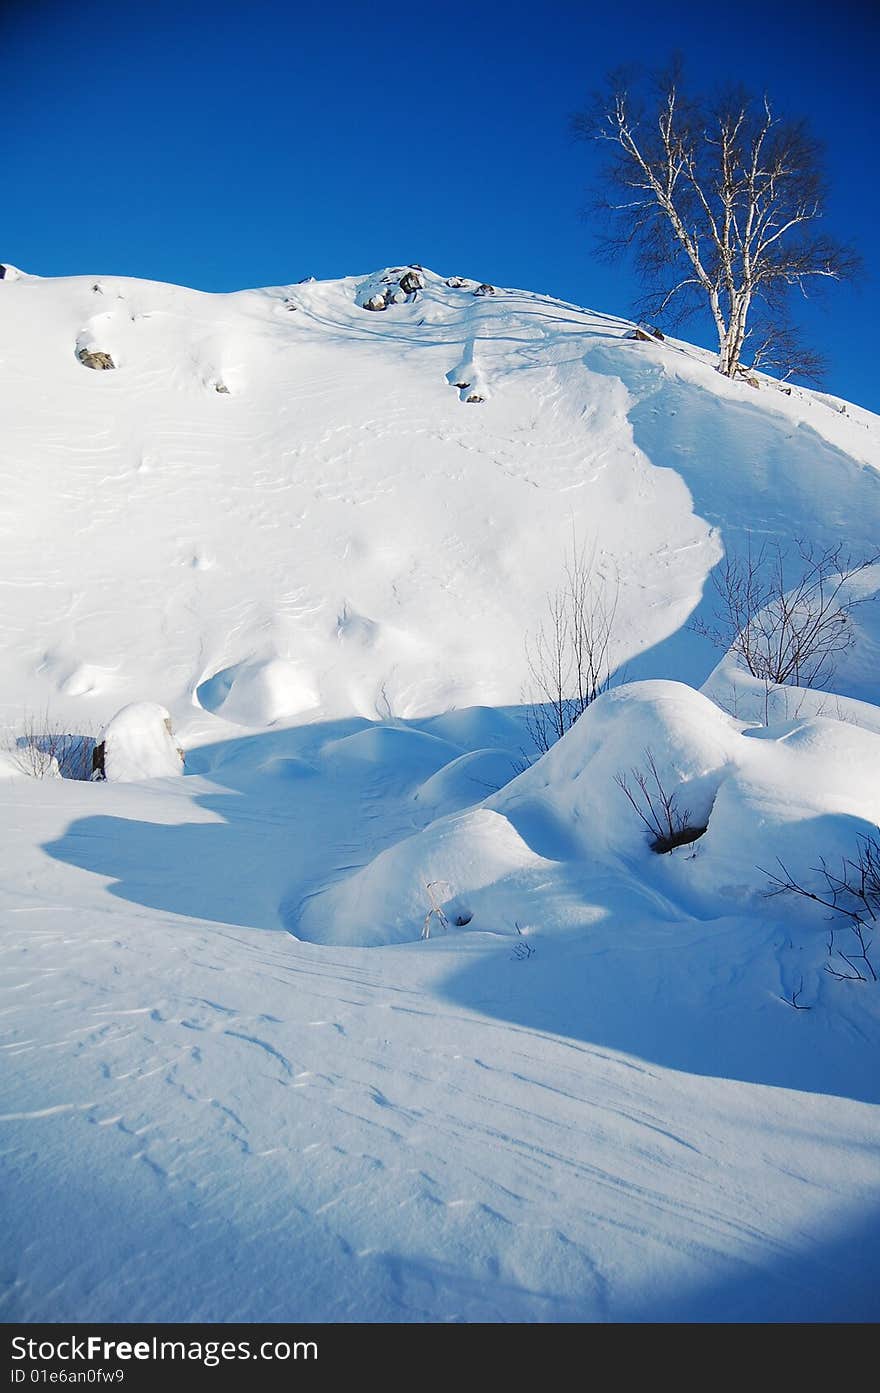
693, 536, 879, 693
525, 543, 620, 754
765, 834, 879, 983
8, 711, 97, 781
615, 749, 707, 854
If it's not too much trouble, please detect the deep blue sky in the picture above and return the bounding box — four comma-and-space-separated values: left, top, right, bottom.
4, 0, 878, 408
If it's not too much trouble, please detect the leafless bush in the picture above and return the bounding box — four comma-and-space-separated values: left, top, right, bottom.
7, 711, 97, 781
525, 544, 620, 753
693, 536, 879, 691
765, 834, 880, 983
615, 749, 707, 854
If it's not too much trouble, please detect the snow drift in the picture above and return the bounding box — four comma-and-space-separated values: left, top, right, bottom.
298, 681, 880, 946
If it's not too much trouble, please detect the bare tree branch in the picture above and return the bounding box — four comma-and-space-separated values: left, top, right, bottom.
692, 535, 879, 692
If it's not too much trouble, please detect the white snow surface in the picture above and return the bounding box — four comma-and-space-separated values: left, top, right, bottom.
1, 265, 880, 1322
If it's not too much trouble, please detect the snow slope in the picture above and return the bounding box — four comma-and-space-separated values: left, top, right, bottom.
1, 264, 879, 1322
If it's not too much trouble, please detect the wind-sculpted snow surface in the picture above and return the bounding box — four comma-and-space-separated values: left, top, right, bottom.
299, 681, 880, 944
2, 263, 878, 739
1, 265, 880, 1323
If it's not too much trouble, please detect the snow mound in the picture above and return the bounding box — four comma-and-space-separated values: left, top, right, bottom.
296, 806, 548, 946
702, 658, 880, 736
306, 681, 880, 944
417, 705, 525, 750
413, 747, 521, 820
684, 715, 880, 907
100, 702, 184, 782
196, 658, 318, 726
499, 681, 743, 860
498, 682, 880, 903
320, 724, 462, 779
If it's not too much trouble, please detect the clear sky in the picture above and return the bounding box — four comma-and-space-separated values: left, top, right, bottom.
4, 0, 878, 409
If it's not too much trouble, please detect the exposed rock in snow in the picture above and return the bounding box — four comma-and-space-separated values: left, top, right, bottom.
473, 282, 495, 296
77, 348, 116, 370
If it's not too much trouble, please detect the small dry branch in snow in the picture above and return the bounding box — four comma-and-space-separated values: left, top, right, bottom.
766, 836, 880, 983
615, 749, 707, 854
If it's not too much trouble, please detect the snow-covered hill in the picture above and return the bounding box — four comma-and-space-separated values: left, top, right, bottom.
1, 264, 879, 1322
2, 263, 878, 731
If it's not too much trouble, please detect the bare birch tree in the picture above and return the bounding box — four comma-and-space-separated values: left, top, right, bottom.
574, 63, 860, 381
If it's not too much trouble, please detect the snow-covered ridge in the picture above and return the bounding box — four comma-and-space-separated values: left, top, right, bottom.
1, 264, 878, 743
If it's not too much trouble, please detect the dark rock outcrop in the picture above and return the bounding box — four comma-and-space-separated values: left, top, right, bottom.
77, 348, 116, 370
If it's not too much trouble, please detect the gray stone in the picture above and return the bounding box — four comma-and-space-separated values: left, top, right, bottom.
77, 348, 116, 370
